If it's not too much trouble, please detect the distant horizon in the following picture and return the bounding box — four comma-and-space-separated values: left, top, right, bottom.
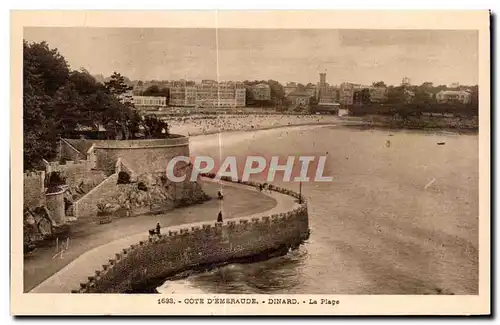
24, 27, 479, 87
92, 73, 477, 88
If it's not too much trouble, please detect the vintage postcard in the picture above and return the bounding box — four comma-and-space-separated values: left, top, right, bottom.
11, 10, 490, 316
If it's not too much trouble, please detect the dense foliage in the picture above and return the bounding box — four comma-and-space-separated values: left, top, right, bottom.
142, 85, 170, 100
23, 41, 169, 171
243, 80, 285, 107
350, 84, 479, 118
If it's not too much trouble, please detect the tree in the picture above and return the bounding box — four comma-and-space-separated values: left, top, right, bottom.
267, 80, 285, 101
372, 81, 387, 88
413, 89, 432, 105
141, 115, 170, 138
23, 41, 141, 170
420, 82, 434, 89
143, 85, 169, 100
361, 88, 371, 105
466, 85, 478, 116
23, 40, 70, 169
104, 72, 133, 100
309, 96, 319, 107
386, 86, 406, 104
143, 85, 160, 96
102, 72, 138, 138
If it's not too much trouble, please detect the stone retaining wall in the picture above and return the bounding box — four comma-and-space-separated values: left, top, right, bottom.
23, 171, 46, 210
74, 176, 309, 293
73, 173, 119, 219
90, 136, 190, 174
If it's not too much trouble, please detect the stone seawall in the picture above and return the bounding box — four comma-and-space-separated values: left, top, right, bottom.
91, 136, 190, 174
74, 177, 309, 293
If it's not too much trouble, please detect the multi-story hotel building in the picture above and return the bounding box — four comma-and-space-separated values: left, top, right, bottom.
339, 83, 355, 106
251, 83, 271, 101
169, 84, 192, 107
235, 87, 246, 107
318, 87, 337, 105
169, 81, 246, 108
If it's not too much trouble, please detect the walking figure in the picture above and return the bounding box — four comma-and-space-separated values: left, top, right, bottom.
156, 222, 161, 235
258, 184, 263, 192
217, 190, 224, 200
217, 211, 223, 223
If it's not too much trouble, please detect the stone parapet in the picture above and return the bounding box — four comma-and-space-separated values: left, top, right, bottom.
74, 176, 309, 293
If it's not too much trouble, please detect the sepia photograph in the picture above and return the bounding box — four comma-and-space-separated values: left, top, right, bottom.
10, 10, 490, 316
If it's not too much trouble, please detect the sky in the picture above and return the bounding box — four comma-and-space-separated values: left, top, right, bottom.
23, 27, 479, 86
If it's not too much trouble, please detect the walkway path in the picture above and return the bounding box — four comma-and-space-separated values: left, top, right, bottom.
24, 179, 275, 292
29, 178, 299, 293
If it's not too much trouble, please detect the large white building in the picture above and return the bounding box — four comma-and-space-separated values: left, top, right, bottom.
251, 83, 271, 101
169, 84, 196, 107
369, 87, 388, 103
132, 96, 167, 108
169, 82, 246, 108
436, 90, 471, 104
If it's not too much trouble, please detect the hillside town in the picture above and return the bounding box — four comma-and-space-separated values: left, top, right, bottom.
93, 72, 478, 118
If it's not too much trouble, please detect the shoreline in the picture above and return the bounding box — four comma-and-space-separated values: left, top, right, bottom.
179, 117, 478, 140
188, 121, 340, 138
338, 121, 479, 135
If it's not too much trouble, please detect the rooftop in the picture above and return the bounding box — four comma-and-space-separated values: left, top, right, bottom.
438, 90, 470, 95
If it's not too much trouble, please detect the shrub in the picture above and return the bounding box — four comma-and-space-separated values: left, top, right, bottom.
117, 171, 131, 184
137, 181, 148, 192
46, 171, 65, 188
96, 201, 110, 213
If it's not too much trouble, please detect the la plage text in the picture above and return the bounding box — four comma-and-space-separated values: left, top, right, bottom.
175, 298, 339, 305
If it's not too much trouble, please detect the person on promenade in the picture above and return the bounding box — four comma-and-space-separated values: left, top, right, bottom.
217, 190, 224, 200
156, 222, 161, 235
217, 211, 223, 223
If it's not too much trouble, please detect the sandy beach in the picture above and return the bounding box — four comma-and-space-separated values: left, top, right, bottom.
167, 114, 341, 136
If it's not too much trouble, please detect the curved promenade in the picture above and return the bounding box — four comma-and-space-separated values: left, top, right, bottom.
30, 177, 306, 293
